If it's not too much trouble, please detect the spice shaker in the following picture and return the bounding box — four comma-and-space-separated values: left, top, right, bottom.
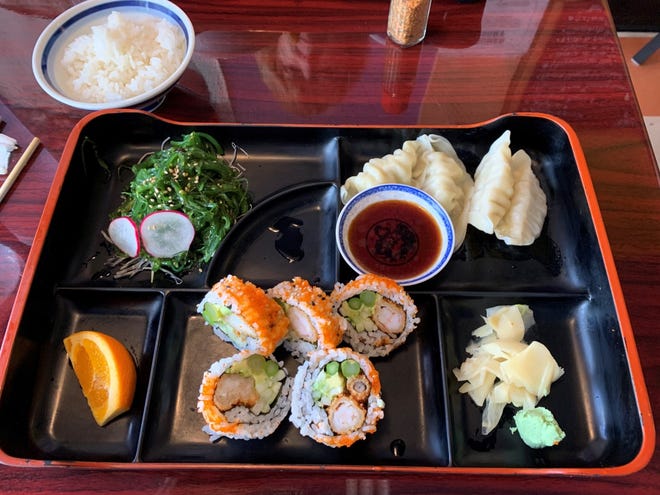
387, 0, 433, 47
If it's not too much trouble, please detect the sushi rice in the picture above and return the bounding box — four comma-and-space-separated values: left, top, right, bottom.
197, 350, 292, 441
289, 347, 385, 448
198, 274, 289, 355
331, 273, 419, 357
267, 277, 343, 361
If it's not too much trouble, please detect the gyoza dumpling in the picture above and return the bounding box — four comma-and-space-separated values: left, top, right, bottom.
417, 133, 463, 164
413, 134, 466, 180
413, 134, 474, 250
467, 130, 515, 234
415, 149, 474, 250
416, 151, 468, 216
340, 133, 475, 251
340, 140, 417, 204
453, 177, 475, 250
494, 150, 547, 245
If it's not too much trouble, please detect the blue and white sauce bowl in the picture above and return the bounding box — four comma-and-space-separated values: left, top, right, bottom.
336, 183, 455, 286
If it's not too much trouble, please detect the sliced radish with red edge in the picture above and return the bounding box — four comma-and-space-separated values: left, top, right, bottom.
139, 210, 195, 258
108, 216, 140, 257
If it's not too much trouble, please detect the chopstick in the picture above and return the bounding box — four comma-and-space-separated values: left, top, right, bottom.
0, 137, 41, 204
632, 33, 660, 65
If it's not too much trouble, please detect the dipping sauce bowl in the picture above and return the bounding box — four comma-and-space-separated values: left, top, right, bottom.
336, 183, 454, 286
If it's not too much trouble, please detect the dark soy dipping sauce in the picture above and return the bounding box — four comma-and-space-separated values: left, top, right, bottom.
347, 200, 442, 279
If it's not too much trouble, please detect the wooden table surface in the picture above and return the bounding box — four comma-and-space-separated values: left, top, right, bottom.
0, 0, 658, 493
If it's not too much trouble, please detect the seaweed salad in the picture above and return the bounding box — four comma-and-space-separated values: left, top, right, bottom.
106, 132, 251, 281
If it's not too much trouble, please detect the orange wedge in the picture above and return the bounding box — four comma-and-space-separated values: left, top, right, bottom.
63, 330, 137, 426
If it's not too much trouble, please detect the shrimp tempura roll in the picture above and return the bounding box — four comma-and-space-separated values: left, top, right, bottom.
267, 277, 343, 361
197, 350, 292, 441
198, 274, 289, 354
331, 273, 419, 357
289, 347, 384, 448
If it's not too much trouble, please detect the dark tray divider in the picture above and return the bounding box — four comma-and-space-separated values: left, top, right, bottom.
0, 287, 163, 462
205, 182, 341, 291
440, 292, 643, 468
139, 291, 451, 467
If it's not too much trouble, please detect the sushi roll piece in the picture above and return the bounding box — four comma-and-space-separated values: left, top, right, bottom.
331, 273, 419, 357
197, 350, 292, 441
289, 347, 385, 448
198, 274, 289, 355
267, 277, 343, 361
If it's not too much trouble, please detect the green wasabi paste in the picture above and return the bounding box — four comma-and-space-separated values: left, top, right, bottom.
511, 407, 565, 448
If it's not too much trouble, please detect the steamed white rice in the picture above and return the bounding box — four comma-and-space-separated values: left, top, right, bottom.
59, 11, 186, 103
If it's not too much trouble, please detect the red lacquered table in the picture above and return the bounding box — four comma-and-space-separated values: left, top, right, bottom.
0, 0, 658, 493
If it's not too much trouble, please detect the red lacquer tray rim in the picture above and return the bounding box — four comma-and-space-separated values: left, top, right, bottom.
0, 109, 654, 475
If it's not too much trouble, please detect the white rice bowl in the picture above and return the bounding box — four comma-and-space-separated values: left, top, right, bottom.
32, 0, 195, 111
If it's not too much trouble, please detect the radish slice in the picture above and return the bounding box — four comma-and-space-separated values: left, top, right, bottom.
140, 210, 195, 258
108, 216, 140, 257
